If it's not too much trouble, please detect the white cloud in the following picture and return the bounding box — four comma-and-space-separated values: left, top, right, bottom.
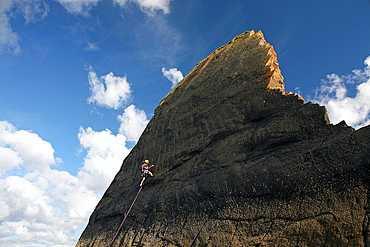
55, 0, 100, 15
0, 147, 22, 174
114, 0, 171, 14
313, 55, 370, 129
0, 16, 20, 54
162, 67, 183, 88
16, 0, 49, 23
0, 0, 48, 55
87, 69, 132, 110
44, 168, 101, 221
0, 174, 83, 246
0, 121, 56, 172
84, 40, 99, 51
0, 0, 21, 54
118, 104, 149, 142
77, 126, 130, 192
55, 0, 171, 15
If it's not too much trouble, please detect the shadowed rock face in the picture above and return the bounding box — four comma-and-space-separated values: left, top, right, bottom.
76, 30, 370, 247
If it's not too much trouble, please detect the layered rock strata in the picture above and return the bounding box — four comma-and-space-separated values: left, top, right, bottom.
76, 30, 370, 247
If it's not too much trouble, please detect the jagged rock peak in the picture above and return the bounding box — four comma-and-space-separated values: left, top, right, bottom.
76, 30, 370, 247
159, 30, 286, 109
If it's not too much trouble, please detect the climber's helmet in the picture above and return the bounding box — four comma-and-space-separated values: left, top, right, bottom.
145, 159, 149, 164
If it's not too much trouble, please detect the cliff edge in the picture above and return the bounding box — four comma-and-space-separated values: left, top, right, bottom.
76, 30, 370, 247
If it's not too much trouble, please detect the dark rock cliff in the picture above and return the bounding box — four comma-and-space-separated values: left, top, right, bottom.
76, 30, 370, 247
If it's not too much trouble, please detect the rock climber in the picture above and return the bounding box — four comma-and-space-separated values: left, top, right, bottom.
140, 159, 154, 186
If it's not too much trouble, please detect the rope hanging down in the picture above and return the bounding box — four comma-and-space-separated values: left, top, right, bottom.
108, 186, 143, 247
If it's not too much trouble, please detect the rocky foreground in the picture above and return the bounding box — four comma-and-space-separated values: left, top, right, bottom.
76, 30, 370, 247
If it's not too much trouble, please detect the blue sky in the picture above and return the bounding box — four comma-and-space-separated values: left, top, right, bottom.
0, 0, 370, 246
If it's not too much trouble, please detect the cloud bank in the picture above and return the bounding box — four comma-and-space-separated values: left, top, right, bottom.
313, 55, 370, 129
0, 119, 134, 245
0, 119, 144, 246
0, 121, 90, 246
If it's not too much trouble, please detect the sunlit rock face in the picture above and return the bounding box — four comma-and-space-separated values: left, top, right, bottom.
76, 30, 370, 247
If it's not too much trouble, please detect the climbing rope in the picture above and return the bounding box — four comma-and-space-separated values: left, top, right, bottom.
108, 186, 143, 247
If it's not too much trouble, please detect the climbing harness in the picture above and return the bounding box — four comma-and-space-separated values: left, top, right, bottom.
107, 186, 143, 247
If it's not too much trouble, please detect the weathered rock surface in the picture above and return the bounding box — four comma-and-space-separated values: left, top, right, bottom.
76, 30, 370, 247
